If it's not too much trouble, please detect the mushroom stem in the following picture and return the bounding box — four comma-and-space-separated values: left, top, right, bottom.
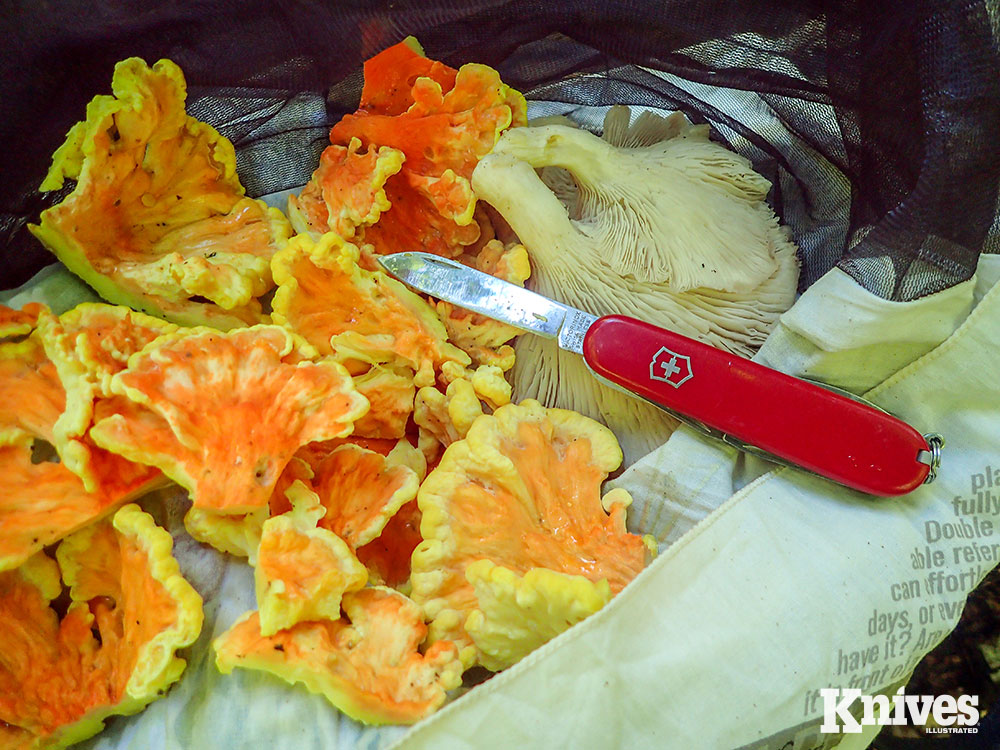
471, 153, 577, 269
490, 125, 616, 191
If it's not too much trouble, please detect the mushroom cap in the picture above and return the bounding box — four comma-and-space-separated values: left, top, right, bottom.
37, 303, 175, 492
471, 107, 800, 465
213, 587, 463, 725
0, 331, 164, 571
254, 481, 368, 636
304, 443, 420, 550
464, 560, 613, 672
271, 232, 470, 388
489, 112, 781, 293
410, 399, 652, 666
88, 325, 369, 514
289, 39, 527, 263
0, 302, 47, 339
0, 505, 202, 748
287, 137, 404, 241
29, 58, 290, 329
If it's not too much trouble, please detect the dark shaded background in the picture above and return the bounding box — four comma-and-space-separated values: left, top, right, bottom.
2, 0, 998, 300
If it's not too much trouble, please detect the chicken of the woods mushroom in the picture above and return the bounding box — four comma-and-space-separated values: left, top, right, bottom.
471, 106, 800, 466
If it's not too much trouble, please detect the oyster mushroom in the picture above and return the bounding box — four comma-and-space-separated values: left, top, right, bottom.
471, 107, 800, 465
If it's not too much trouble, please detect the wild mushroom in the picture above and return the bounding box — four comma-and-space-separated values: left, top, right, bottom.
470, 106, 800, 465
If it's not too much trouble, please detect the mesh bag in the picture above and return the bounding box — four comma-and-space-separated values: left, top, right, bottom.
2, 0, 998, 299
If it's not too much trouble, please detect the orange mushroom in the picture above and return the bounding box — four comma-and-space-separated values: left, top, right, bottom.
289, 38, 526, 261
37, 302, 175, 491
0, 332, 162, 572
410, 399, 655, 666
357, 36, 456, 117
271, 232, 469, 388
89, 326, 369, 514
434, 240, 531, 371
0, 302, 46, 339
29, 58, 291, 329
307, 443, 419, 550
254, 481, 368, 636
214, 587, 462, 725
287, 138, 403, 243
0, 505, 202, 747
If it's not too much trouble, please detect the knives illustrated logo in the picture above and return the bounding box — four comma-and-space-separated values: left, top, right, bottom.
649, 347, 693, 388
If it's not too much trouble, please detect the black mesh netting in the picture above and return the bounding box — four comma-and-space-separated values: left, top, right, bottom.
1, 0, 998, 301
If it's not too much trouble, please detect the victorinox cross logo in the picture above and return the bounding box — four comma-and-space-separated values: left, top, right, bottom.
649, 346, 693, 388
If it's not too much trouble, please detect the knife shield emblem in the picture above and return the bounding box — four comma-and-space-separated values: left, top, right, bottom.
649, 347, 693, 388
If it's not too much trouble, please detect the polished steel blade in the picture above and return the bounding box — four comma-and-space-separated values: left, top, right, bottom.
377, 252, 597, 354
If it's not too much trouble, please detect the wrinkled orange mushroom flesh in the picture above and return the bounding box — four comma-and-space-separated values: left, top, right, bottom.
0, 507, 202, 747
353, 176, 481, 259
182, 443, 314, 562
29, 58, 288, 328
57, 519, 182, 692
0, 339, 160, 571
256, 525, 365, 620
84, 396, 168, 499
329, 62, 524, 259
214, 587, 462, 725
333, 63, 525, 181
255, 485, 368, 636
38, 304, 175, 492
411, 400, 652, 658
271, 235, 369, 358
0, 302, 47, 339
436, 240, 529, 370
0, 558, 105, 741
286, 178, 330, 237
356, 499, 423, 588
43, 304, 174, 387
453, 421, 645, 586
275, 436, 413, 524
413, 375, 490, 463
350, 366, 416, 439
291, 40, 525, 260
358, 37, 457, 117
0, 336, 64, 444
289, 138, 404, 242
285, 438, 399, 505
260, 454, 317, 518
89, 326, 369, 514
271, 234, 468, 385
297, 436, 398, 461
0, 444, 124, 573
309, 444, 418, 549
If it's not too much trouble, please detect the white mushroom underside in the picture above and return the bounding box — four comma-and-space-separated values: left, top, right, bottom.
486, 107, 800, 467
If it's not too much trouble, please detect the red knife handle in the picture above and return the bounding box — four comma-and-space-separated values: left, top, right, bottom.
582, 315, 931, 496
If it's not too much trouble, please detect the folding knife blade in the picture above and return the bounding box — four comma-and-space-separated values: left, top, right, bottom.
377, 252, 597, 353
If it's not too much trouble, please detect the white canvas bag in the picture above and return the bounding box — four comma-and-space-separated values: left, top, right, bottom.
388, 256, 1000, 750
